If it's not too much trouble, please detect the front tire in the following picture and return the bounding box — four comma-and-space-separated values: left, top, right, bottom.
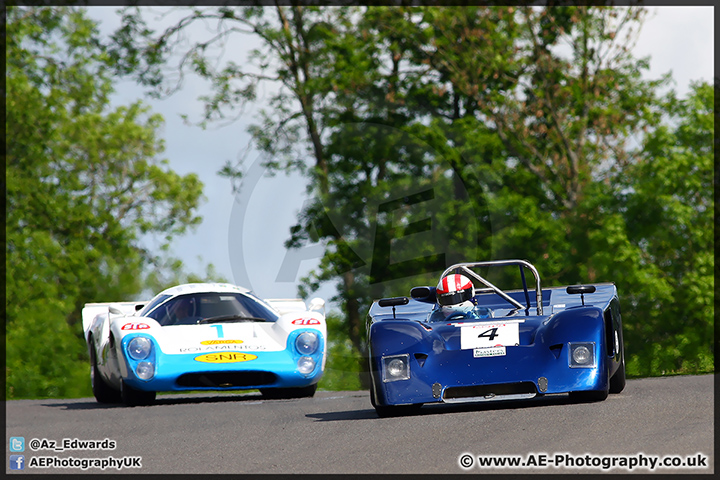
569, 369, 610, 403
370, 383, 422, 417
260, 384, 317, 399
120, 379, 156, 406
89, 340, 121, 404
609, 356, 626, 394
569, 388, 609, 402
373, 403, 423, 418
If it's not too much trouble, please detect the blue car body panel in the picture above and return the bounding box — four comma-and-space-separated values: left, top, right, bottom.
367, 262, 625, 409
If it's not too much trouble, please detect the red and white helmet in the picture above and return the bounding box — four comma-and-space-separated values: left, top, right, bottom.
436, 273, 475, 315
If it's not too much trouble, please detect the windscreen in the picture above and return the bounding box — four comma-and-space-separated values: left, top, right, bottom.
145, 292, 279, 326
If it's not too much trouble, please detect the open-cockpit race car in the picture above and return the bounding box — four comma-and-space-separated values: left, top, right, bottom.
83, 283, 326, 406
367, 260, 625, 417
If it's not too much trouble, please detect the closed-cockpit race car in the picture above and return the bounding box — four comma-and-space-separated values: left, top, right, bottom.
367, 260, 625, 417
83, 283, 326, 406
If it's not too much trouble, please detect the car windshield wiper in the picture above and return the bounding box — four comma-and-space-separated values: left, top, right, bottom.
198, 315, 268, 324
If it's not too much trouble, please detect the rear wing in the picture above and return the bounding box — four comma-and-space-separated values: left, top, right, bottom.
81, 301, 148, 334
265, 299, 308, 315
265, 297, 325, 316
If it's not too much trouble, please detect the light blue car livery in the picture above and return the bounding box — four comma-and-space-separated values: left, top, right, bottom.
83, 283, 326, 406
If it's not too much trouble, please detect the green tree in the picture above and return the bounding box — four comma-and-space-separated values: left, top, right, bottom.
110, 5, 713, 388
110, 5, 384, 382
5, 7, 205, 398
619, 82, 714, 376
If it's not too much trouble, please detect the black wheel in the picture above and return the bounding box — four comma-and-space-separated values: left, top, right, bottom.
89, 340, 121, 404
120, 379, 156, 406
569, 371, 610, 402
370, 383, 422, 417
569, 388, 609, 402
374, 402, 422, 417
609, 356, 626, 394
260, 384, 317, 399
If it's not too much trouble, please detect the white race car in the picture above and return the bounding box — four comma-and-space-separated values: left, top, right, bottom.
82, 283, 326, 406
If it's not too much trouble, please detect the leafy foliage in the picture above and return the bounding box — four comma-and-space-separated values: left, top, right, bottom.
111, 6, 713, 386
10, 6, 712, 398
619, 82, 714, 376
5, 7, 208, 399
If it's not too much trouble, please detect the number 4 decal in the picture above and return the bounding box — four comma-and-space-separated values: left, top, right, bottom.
460, 322, 520, 350
211, 325, 224, 339
478, 328, 498, 341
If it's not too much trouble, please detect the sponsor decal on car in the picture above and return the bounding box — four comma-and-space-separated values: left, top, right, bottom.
200, 339, 244, 345
194, 352, 258, 363
179, 344, 268, 354
473, 346, 507, 358
291, 317, 321, 325
121, 323, 150, 330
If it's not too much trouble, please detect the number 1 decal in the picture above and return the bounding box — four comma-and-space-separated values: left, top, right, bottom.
211, 325, 224, 339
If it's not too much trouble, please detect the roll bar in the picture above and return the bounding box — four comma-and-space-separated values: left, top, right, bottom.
440, 259, 543, 315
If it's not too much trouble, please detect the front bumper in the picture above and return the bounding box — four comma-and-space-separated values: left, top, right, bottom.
371, 342, 608, 406
120, 332, 325, 392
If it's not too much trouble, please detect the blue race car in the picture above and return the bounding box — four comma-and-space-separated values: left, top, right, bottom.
83, 283, 326, 406
367, 259, 626, 417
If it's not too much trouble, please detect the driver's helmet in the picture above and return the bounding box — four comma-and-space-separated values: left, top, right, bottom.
436, 273, 475, 315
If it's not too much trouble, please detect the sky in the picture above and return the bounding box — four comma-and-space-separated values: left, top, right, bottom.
88, 6, 715, 309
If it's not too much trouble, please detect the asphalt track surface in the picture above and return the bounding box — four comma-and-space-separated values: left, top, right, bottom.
5, 374, 714, 475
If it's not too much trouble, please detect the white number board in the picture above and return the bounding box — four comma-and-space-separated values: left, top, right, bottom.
460, 321, 520, 350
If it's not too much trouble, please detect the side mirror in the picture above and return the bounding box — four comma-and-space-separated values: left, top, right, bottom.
566, 285, 596, 306
566, 285, 596, 295
108, 306, 123, 315
378, 297, 409, 308
377, 297, 409, 319
410, 286, 437, 304
307, 297, 325, 314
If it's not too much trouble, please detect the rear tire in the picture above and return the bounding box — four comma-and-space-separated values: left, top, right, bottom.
260, 384, 317, 399
89, 340, 121, 404
120, 379, 156, 406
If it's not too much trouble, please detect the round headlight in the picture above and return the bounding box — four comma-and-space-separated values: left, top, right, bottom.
387, 358, 406, 377
136, 361, 155, 380
572, 345, 591, 364
128, 337, 152, 360
295, 332, 319, 355
297, 356, 316, 375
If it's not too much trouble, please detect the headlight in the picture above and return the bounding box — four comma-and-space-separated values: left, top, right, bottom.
569, 342, 595, 368
297, 356, 316, 375
295, 332, 319, 355
127, 337, 152, 360
382, 354, 410, 382
136, 361, 155, 380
